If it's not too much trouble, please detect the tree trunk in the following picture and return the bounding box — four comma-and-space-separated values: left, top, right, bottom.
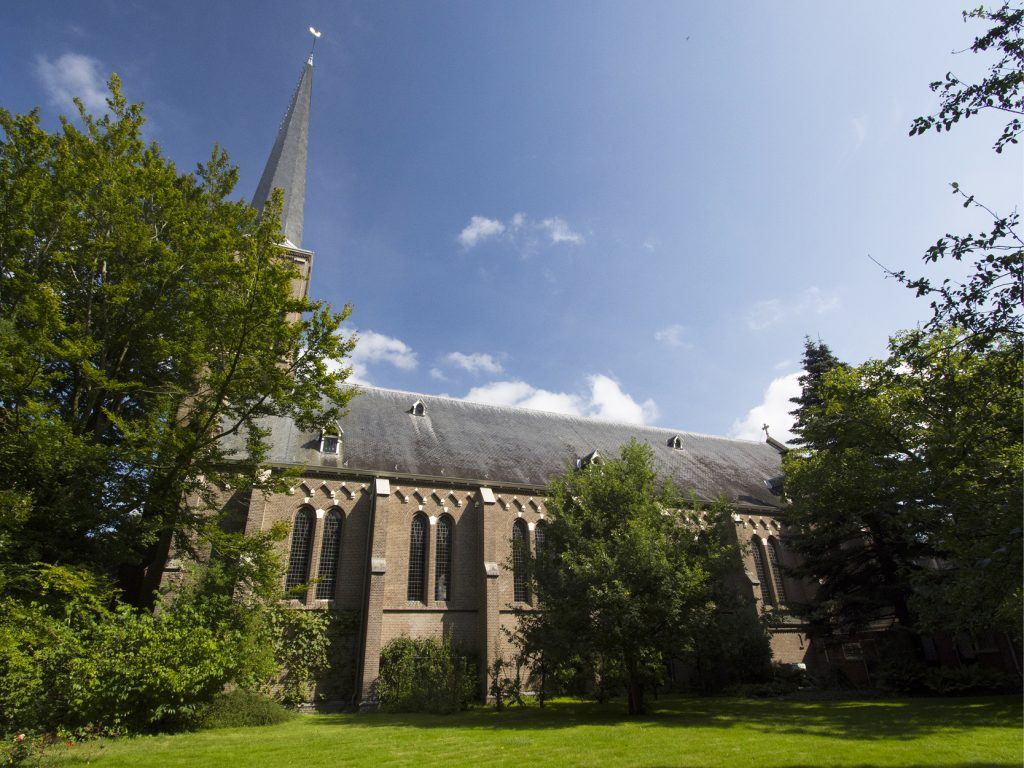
626, 679, 646, 715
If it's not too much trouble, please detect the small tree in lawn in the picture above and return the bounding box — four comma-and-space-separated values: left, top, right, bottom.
516, 441, 746, 715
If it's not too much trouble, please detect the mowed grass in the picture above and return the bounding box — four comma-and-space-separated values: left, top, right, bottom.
52, 695, 1022, 768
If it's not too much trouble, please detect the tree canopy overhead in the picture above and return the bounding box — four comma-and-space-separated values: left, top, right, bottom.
0, 78, 355, 604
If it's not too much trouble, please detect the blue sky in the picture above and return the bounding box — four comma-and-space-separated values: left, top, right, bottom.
2, 1, 1019, 440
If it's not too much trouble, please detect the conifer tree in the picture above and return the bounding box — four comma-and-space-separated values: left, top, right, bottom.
788, 337, 844, 447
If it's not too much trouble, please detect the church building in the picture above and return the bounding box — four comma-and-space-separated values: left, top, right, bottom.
170, 47, 816, 708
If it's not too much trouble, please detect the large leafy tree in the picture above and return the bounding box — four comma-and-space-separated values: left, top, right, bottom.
515, 441, 764, 714
784, 329, 1022, 641
0, 79, 354, 605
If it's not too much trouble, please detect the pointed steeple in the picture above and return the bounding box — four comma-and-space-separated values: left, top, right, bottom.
252, 55, 314, 249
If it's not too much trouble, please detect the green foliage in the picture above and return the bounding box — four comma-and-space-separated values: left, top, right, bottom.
487, 656, 526, 711
199, 689, 294, 730
784, 329, 1023, 640
896, 3, 1022, 348
0, 519, 319, 735
0, 732, 47, 767
376, 636, 477, 714
517, 442, 766, 714
0, 77, 355, 604
269, 608, 332, 708
0, 566, 238, 736
909, 2, 1023, 153
876, 653, 1015, 696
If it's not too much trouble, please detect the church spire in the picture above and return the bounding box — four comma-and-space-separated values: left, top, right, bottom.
252, 44, 314, 249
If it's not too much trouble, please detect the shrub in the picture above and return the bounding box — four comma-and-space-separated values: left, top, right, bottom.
0, 565, 254, 736
377, 636, 477, 713
199, 689, 294, 729
922, 665, 1014, 695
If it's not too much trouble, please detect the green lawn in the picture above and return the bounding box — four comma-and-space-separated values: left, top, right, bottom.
51, 695, 1022, 768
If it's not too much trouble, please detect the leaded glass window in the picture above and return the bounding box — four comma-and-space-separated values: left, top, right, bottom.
435, 515, 453, 601
767, 537, 787, 606
534, 520, 547, 559
751, 536, 776, 607
315, 508, 343, 599
285, 507, 315, 594
512, 519, 530, 603
407, 514, 428, 602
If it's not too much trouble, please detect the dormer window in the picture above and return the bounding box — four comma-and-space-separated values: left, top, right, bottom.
410, 400, 426, 417
576, 450, 602, 469
320, 425, 342, 455
668, 435, 683, 450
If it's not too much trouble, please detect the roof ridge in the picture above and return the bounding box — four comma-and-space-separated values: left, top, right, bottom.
349, 384, 770, 446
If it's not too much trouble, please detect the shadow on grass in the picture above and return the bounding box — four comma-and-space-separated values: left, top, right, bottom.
312, 694, 1022, 743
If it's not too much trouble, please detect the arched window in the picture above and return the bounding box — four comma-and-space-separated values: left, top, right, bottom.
534, 520, 548, 559
751, 536, 776, 607
512, 519, 530, 603
285, 507, 315, 594
315, 508, 343, 600
435, 515, 453, 601
407, 514, 428, 602
767, 537, 788, 606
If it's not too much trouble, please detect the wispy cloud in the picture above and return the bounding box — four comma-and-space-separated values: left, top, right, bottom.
653, 323, 692, 349
457, 212, 584, 252
444, 351, 503, 375
462, 374, 657, 426
458, 216, 505, 248
35, 52, 108, 113
851, 116, 867, 150
429, 367, 448, 381
746, 287, 840, 331
539, 217, 584, 245
729, 371, 802, 443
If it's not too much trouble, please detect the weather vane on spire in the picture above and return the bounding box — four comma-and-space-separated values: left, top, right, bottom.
308, 26, 322, 63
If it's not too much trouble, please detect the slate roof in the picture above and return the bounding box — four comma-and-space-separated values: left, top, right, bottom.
251, 57, 313, 249
230, 386, 785, 509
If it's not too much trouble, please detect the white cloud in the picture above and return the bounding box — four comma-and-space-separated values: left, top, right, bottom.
35, 52, 108, 113
746, 287, 841, 331
429, 367, 447, 381
539, 217, 584, 245
457, 213, 583, 251
642, 237, 658, 252
653, 323, 691, 348
330, 329, 417, 384
458, 216, 505, 248
444, 351, 503, 375
587, 374, 659, 424
728, 371, 802, 443
462, 374, 657, 425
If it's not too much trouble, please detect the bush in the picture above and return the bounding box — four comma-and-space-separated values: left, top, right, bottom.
922, 665, 1014, 695
199, 689, 294, 729
0, 565, 264, 736
377, 636, 477, 713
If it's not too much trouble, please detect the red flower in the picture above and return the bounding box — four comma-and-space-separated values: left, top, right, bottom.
15, 734, 25, 743
66, 741, 74, 747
